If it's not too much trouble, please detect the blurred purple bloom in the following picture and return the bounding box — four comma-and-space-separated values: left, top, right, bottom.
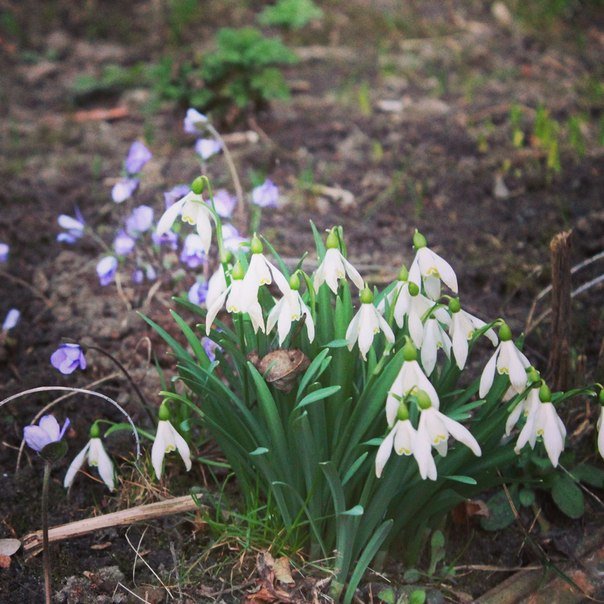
202, 337, 220, 362
112, 178, 139, 204
195, 138, 222, 160
57, 210, 85, 244
212, 189, 237, 218
132, 265, 157, 284
113, 230, 136, 255
2, 308, 20, 331
24, 415, 70, 453
252, 179, 279, 208
152, 229, 178, 250
126, 205, 154, 236
146, 265, 157, 281
188, 280, 208, 305
180, 234, 207, 269
125, 141, 152, 175
51, 343, 87, 375
96, 256, 118, 286
184, 108, 208, 134
0, 243, 9, 262
164, 184, 190, 209
222, 223, 247, 252
132, 269, 144, 284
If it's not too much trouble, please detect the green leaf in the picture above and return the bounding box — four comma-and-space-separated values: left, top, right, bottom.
519, 488, 535, 507
571, 463, 604, 489
409, 590, 427, 604
250, 447, 269, 456
551, 474, 584, 519
322, 338, 349, 348
377, 588, 395, 604
445, 475, 477, 485
480, 490, 516, 531
295, 385, 341, 409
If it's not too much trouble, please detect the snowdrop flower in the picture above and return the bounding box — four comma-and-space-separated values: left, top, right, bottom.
346, 287, 394, 360
124, 141, 152, 175
448, 298, 498, 370
266, 273, 315, 345
243, 235, 290, 295
164, 184, 190, 209
252, 179, 279, 208
180, 233, 207, 269
505, 382, 540, 436
514, 384, 566, 467
184, 108, 208, 134
152, 229, 179, 250
313, 229, 364, 294
111, 177, 139, 203
24, 415, 70, 454
125, 205, 154, 236
212, 189, 237, 218
113, 230, 136, 256
156, 188, 213, 253
64, 423, 115, 491
152, 403, 192, 479
386, 341, 440, 426
206, 265, 228, 310
417, 390, 481, 461
378, 267, 411, 327
205, 262, 265, 335
479, 323, 530, 399
96, 256, 118, 286
420, 315, 452, 376
408, 230, 458, 300
51, 343, 87, 375
0, 242, 8, 262
2, 308, 20, 332
188, 280, 208, 305
406, 282, 449, 349
195, 138, 222, 160
57, 210, 85, 244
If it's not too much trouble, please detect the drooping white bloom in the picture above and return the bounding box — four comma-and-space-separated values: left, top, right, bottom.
267, 287, 315, 345
206, 265, 228, 310
479, 325, 530, 399
152, 419, 192, 479
448, 301, 498, 370
156, 191, 213, 253
375, 418, 419, 478
598, 406, 604, 460
505, 386, 540, 436
515, 400, 566, 467
408, 232, 458, 300
313, 247, 364, 295
378, 278, 411, 328
346, 290, 394, 360
64, 437, 115, 491
420, 316, 452, 375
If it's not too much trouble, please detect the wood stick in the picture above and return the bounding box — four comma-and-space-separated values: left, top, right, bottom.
21, 495, 199, 557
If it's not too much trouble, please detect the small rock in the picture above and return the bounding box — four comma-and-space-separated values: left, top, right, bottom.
493, 173, 510, 199
492, 2, 514, 27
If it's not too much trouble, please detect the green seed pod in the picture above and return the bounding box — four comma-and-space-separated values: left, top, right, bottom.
398, 265, 409, 282
360, 287, 374, 304
191, 176, 204, 195
326, 229, 339, 250
89, 422, 101, 439
416, 390, 432, 410
498, 323, 512, 342
408, 282, 420, 297
158, 402, 171, 421
232, 261, 245, 281
539, 383, 552, 403
289, 272, 301, 291
396, 401, 410, 421
448, 298, 461, 314
413, 230, 427, 250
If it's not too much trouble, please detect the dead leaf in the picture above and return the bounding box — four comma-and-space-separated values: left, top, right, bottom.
73, 106, 129, 123
0, 555, 11, 569
90, 542, 112, 550
274, 557, 295, 585
452, 499, 489, 524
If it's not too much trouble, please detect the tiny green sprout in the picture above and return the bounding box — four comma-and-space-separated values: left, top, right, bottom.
408, 282, 420, 297
191, 176, 204, 195
539, 383, 552, 403
89, 422, 101, 439
448, 298, 461, 314
416, 390, 432, 410
398, 265, 409, 282
397, 401, 410, 421
289, 272, 301, 291
251, 234, 263, 254
498, 323, 512, 342
326, 228, 339, 250
232, 261, 245, 280
403, 339, 418, 362
413, 229, 427, 250
360, 286, 374, 304
158, 402, 171, 421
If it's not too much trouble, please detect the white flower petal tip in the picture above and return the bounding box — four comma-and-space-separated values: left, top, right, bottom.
515, 402, 566, 467
151, 420, 192, 479
313, 248, 364, 294
64, 438, 115, 492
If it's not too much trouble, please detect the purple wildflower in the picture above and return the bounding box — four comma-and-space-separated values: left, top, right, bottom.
125, 141, 152, 175
164, 184, 190, 209
184, 108, 208, 135
195, 138, 222, 160
252, 179, 279, 208
2, 308, 20, 331
212, 189, 237, 219
202, 337, 220, 362
24, 415, 70, 453
152, 229, 179, 250
50, 343, 87, 375
125, 205, 154, 236
132, 265, 157, 284
188, 280, 208, 305
112, 178, 139, 204
113, 230, 136, 256
96, 256, 118, 286
180, 234, 207, 269
57, 209, 85, 244
0, 243, 9, 262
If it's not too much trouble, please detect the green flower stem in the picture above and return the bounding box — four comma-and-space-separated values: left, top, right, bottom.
42, 461, 52, 604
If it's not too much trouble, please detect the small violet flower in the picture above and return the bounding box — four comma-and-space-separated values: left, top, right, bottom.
152, 229, 179, 250
125, 205, 154, 237
24, 415, 70, 453
113, 230, 136, 256
51, 343, 87, 375
2, 308, 20, 332
188, 280, 208, 305
212, 189, 237, 218
124, 141, 152, 175
195, 138, 222, 160
132, 265, 157, 284
57, 210, 85, 244
0, 242, 8, 262
180, 234, 207, 269
96, 256, 118, 286
152, 404, 192, 479
111, 178, 139, 204
184, 108, 208, 135
164, 184, 190, 209
252, 179, 279, 208
202, 337, 220, 362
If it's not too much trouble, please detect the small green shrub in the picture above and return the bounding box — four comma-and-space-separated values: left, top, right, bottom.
258, 0, 324, 29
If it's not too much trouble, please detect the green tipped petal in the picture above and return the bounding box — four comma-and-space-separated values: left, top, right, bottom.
448, 298, 461, 313
232, 261, 245, 280
403, 340, 418, 362
416, 390, 432, 410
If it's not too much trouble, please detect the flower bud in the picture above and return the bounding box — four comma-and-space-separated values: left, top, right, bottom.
250, 234, 263, 255
413, 230, 427, 250
397, 265, 409, 282
408, 282, 420, 297
396, 401, 410, 421
289, 272, 301, 291
416, 390, 432, 410
231, 261, 245, 281
360, 286, 374, 304
448, 298, 461, 314
158, 402, 171, 421
498, 323, 512, 342
539, 383, 552, 403
527, 367, 541, 384
326, 229, 339, 250
89, 422, 101, 439
191, 176, 204, 195
403, 340, 418, 362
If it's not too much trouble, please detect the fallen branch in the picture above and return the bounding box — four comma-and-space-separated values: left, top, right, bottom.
21, 495, 199, 557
